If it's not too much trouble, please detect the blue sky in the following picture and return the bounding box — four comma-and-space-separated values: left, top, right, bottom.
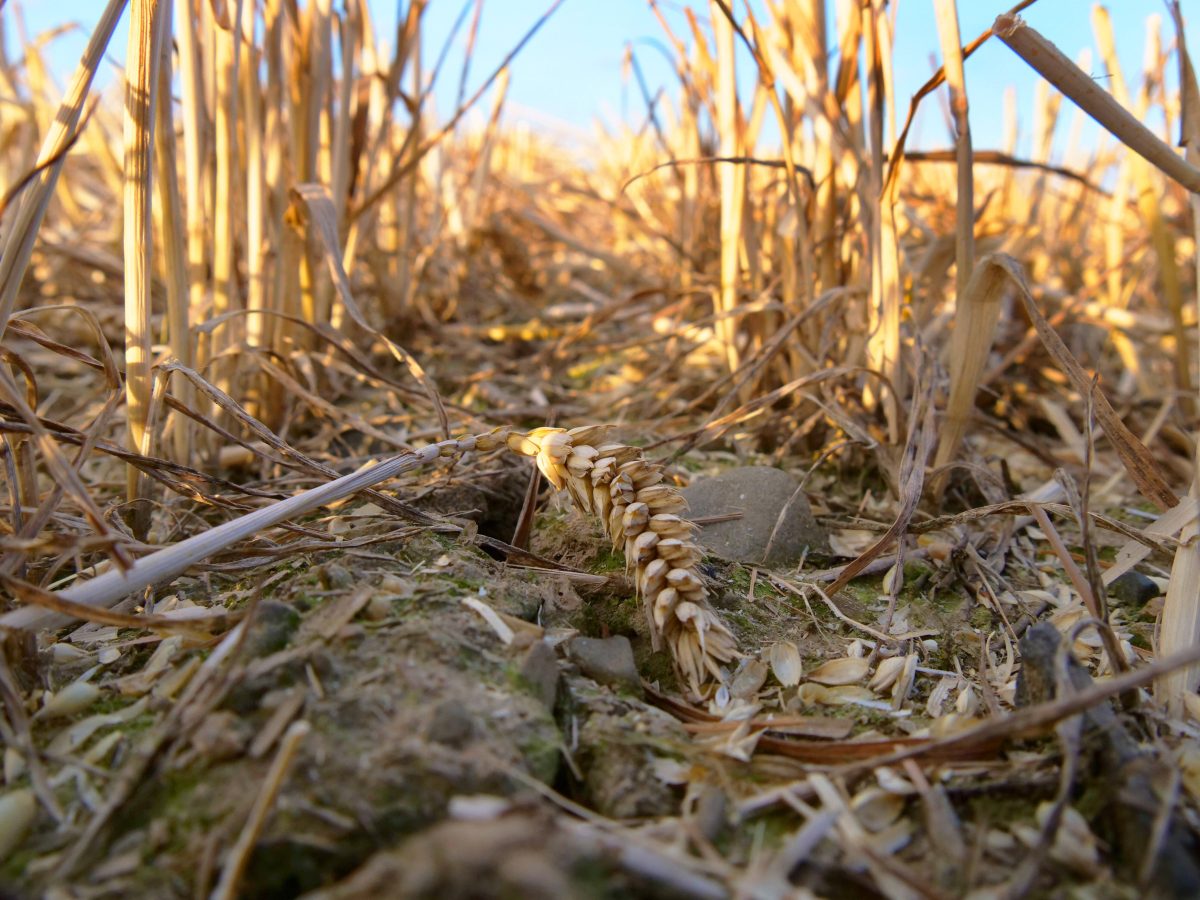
6, 1, 1192, 161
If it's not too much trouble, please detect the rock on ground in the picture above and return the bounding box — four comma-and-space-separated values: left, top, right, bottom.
682, 466, 829, 566
566, 635, 641, 695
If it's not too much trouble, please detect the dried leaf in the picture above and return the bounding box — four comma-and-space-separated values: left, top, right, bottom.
796, 683, 876, 707
1179, 743, 1200, 803
869, 656, 907, 693
850, 787, 906, 832
730, 659, 769, 699
33, 681, 101, 721
807, 657, 870, 686
891, 654, 918, 708
461, 595, 515, 645
769, 641, 803, 687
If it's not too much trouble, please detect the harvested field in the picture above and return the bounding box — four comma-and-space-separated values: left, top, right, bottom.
1, 1, 1200, 897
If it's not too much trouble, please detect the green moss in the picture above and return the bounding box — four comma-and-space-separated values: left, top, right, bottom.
155, 767, 212, 823
926, 589, 969, 616
635, 646, 679, 690
716, 809, 796, 857
1, 846, 38, 884
292, 593, 319, 613
88, 693, 141, 716
446, 574, 484, 592
969, 605, 995, 629
108, 759, 215, 856
962, 785, 1046, 826
591, 547, 626, 574
726, 565, 779, 602
569, 856, 633, 899
1075, 782, 1110, 820
577, 594, 640, 638
518, 728, 562, 784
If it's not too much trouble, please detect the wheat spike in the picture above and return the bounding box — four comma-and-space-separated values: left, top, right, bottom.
506, 426, 737, 692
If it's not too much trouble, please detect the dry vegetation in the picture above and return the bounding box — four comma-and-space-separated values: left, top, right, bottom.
1, 0, 1200, 896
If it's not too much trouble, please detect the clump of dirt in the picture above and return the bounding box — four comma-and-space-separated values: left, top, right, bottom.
561, 675, 692, 819
12, 524, 710, 899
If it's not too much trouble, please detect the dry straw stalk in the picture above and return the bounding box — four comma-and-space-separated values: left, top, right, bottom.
0, 0, 126, 334
122, 0, 167, 508
993, 12, 1200, 193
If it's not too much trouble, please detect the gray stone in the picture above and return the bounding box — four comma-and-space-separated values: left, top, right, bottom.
690, 784, 728, 841
519, 639, 560, 709
241, 599, 301, 658
567, 636, 642, 695
682, 466, 829, 566
1108, 571, 1160, 607
426, 699, 476, 746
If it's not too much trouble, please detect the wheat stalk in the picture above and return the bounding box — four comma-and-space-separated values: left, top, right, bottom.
506, 426, 737, 692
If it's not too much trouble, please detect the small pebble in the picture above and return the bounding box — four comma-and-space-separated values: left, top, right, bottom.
363, 595, 392, 621
242, 600, 301, 658
518, 640, 560, 709
426, 700, 476, 746
682, 466, 830, 565
1108, 571, 1161, 607
691, 785, 728, 841
568, 636, 642, 695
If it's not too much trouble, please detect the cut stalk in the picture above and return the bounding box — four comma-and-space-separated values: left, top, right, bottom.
711, 0, 743, 378
934, 0, 972, 299
0, 0, 127, 336
123, 0, 167, 513
153, 0, 193, 465
1156, 1, 1200, 713
993, 13, 1200, 193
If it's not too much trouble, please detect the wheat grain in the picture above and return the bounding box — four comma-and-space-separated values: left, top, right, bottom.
506, 426, 736, 693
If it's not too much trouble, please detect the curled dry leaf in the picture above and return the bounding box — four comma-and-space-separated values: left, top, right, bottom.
1184, 692, 1200, 725
881, 561, 903, 596
48, 697, 150, 756
769, 640, 803, 687
874, 767, 916, 795
2, 750, 23, 784
891, 654, 918, 708
850, 787, 907, 832
866, 818, 916, 857
33, 680, 101, 720
807, 656, 870, 686
1179, 744, 1200, 804
730, 659, 769, 699
955, 684, 978, 716
796, 682, 876, 707
926, 676, 958, 717
869, 655, 907, 693
1021, 803, 1103, 877
930, 713, 980, 737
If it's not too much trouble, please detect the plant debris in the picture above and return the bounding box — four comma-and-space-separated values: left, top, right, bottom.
1, 2, 1200, 898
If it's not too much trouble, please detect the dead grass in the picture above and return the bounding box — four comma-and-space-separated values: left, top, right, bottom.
0, 1, 1199, 897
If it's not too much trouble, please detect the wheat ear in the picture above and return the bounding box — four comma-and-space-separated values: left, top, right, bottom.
506, 426, 737, 692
